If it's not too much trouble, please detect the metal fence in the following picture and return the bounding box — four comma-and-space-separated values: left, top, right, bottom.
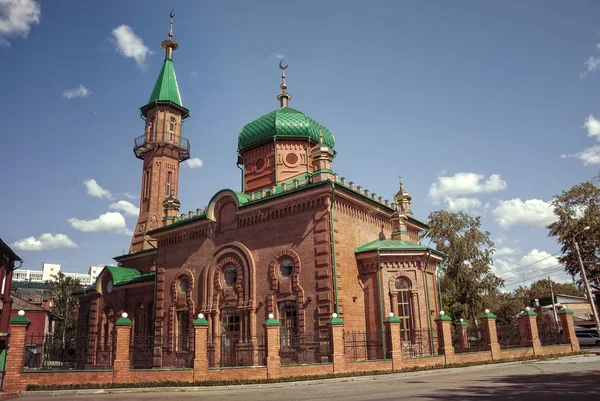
401, 329, 438, 358
537, 316, 565, 346
23, 333, 109, 370
343, 330, 389, 361
496, 322, 522, 349
463, 325, 485, 350
279, 332, 331, 365
130, 335, 156, 369
208, 335, 266, 368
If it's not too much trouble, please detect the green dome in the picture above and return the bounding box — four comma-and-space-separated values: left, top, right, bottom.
238, 107, 335, 151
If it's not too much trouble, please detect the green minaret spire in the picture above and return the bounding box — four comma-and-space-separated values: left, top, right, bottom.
148, 10, 182, 106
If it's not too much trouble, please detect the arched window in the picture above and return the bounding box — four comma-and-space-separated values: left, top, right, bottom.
278, 301, 297, 347
18, 292, 29, 301
169, 117, 175, 142
395, 277, 412, 341
32, 292, 43, 303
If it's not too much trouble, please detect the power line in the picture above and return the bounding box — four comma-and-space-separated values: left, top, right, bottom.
502, 264, 565, 288
495, 251, 562, 277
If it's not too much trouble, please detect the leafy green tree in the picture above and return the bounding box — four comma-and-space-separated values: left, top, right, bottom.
548, 180, 600, 286
427, 210, 503, 323
482, 289, 524, 325
47, 272, 82, 339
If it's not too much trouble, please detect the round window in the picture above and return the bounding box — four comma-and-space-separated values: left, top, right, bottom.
223, 265, 238, 287
106, 279, 113, 294
285, 153, 299, 166
255, 158, 266, 172
179, 277, 189, 293
279, 258, 294, 278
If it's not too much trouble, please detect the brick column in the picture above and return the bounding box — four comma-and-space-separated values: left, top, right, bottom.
193, 313, 209, 381
434, 311, 455, 364
384, 313, 403, 370
327, 313, 345, 373
480, 309, 500, 360
457, 319, 468, 351
113, 312, 132, 383
264, 313, 281, 378
3, 311, 30, 394
518, 307, 542, 355
558, 307, 580, 352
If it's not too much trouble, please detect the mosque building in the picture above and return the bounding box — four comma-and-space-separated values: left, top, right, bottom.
75, 15, 444, 367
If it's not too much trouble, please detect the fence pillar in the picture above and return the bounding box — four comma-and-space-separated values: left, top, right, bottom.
3, 311, 30, 394
457, 319, 468, 351
264, 314, 281, 378
519, 307, 542, 355
558, 307, 580, 352
480, 309, 501, 360
113, 312, 132, 383
327, 313, 345, 373
193, 313, 209, 381
434, 311, 455, 364
384, 313, 403, 370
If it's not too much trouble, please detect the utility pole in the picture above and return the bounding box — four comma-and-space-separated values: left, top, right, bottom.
573, 234, 600, 336
548, 276, 560, 331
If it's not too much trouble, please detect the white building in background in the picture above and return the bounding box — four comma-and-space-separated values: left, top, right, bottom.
12, 263, 103, 286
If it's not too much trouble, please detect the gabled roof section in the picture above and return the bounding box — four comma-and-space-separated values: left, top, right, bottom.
0, 237, 22, 263
148, 60, 182, 106
355, 239, 444, 257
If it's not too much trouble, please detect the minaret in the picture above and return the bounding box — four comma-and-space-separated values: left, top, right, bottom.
130, 11, 191, 252
391, 177, 412, 242
310, 132, 336, 182
276, 59, 292, 108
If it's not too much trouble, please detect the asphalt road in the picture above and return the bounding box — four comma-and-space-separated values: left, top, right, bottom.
20, 355, 600, 401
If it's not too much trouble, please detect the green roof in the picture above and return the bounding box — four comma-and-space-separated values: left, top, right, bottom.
104, 265, 154, 286
355, 239, 443, 256
238, 107, 335, 151
148, 60, 182, 106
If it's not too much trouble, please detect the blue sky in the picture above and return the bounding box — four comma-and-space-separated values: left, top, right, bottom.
1, 0, 599, 291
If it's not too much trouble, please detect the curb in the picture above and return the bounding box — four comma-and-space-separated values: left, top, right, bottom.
19, 360, 535, 397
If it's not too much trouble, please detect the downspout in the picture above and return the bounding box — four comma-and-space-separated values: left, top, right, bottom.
329, 182, 339, 314
274, 137, 278, 185
377, 249, 386, 359
236, 154, 244, 192
419, 229, 432, 245
437, 256, 448, 311
143, 233, 159, 335
423, 250, 434, 352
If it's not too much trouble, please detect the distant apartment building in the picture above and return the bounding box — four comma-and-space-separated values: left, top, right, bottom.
12, 263, 103, 286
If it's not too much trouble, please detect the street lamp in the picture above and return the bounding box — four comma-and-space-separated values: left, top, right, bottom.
572, 226, 600, 335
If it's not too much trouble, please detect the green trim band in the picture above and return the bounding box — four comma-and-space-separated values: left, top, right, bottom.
479, 312, 497, 319
384, 316, 401, 323
327, 317, 344, 325
193, 318, 209, 326
434, 315, 453, 322
265, 318, 280, 327
116, 317, 133, 326
520, 310, 537, 317
9, 316, 30, 325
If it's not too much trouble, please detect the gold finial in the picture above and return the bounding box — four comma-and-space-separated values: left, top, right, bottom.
168, 10, 174, 40
161, 10, 179, 61
319, 131, 324, 145
277, 58, 292, 108
398, 176, 405, 194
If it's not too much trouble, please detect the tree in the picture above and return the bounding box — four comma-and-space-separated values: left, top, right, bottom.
427, 210, 503, 323
513, 279, 583, 309
482, 289, 524, 325
47, 272, 82, 339
548, 180, 600, 286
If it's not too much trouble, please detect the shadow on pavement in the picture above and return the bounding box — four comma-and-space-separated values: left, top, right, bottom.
423, 370, 600, 401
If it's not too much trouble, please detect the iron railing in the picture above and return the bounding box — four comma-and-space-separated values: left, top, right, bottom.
464, 325, 485, 350
496, 323, 522, 348
401, 329, 438, 358
133, 134, 190, 161
537, 316, 565, 346
130, 335, 156, 369
343, 330, 389, 361
208, 334, 266, 368
23, 333, 107, 370
279, 332, 331, 365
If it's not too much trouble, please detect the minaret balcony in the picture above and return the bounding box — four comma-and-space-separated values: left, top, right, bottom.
133, 134, 191, 161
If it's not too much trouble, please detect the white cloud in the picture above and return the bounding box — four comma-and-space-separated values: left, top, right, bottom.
0, 0, 40, 47
562, 115, 600, 165
183, 157, 203, 169
111, 25, 152, 68
83, 178, 113, 200
429, 172, 507, 200
11, 233, 77, 251
494, 249, 568, 288
62, 84, 91, 99
436, 168, 448, 176
124, 192, 137, 200
68, 212, 131, 235
109, 200, 139, 217
493, 198, 556, 229
494, 247, 521, 256
272, 54, 285, 59
445, 197, 482, 212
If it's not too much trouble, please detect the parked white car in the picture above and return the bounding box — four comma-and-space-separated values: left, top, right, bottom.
576, 331, 600, 346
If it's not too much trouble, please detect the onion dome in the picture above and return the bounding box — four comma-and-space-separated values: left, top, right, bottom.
237, 59, 335, 152
310, 132, 335, 159
162, 192, 181, 210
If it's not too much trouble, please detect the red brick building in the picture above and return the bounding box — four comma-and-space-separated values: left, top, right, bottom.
75, 19, 445, 368
0, 238, 22, 335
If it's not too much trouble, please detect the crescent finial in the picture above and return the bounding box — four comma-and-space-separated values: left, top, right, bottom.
279, 59, 288, 70
170, 10, 175, 19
